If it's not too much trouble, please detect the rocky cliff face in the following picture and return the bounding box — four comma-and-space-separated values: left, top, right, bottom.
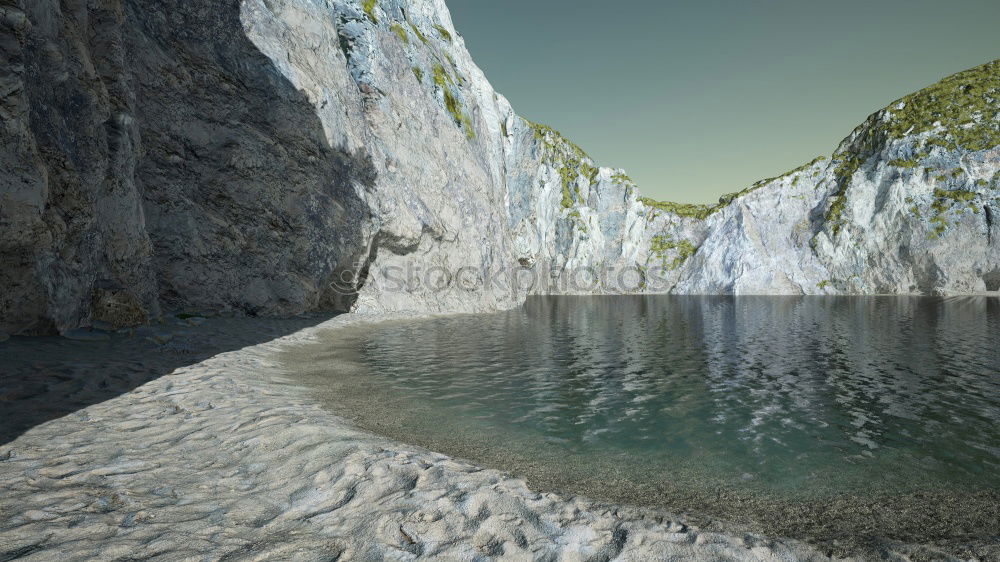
503, 60, 1000, 298
1, 0, 998, 335
812, 64, 1000, 294
1, 0, 376, 335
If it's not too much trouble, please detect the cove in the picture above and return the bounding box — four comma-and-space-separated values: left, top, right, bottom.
282, 296, 1000, 553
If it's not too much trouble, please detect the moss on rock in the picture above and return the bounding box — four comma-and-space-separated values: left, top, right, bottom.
390, 23, 409, 44
650, 234, 698, 270
639, 156, 828, 222
925, 187, 980, 238
822, 59, 1000, 235
433, 24, 452, 42
640, 198, 714, 220
611, 171, 634, 185
879, 59, 1000, 152
888, 158, 919, 168
362, 0, 377, 23
408, 22, 428, 44
433, 65, 475, 139
528, 121, 601, 209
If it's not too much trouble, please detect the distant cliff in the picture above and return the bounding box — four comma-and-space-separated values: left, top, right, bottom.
1, 0, 998, 335
513, 61, 1000, 297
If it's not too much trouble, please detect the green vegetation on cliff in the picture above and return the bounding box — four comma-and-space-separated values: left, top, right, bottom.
919, 187, 981, 238
824, 59, 1000, 235
640, 156, 827, 221
532, 61, 997, 236
934, 187, 978, 203
879, 59, 1000, 152
650, 234, 698, 270
408, 22, 429, 44
611, 171, 633, 185
640, 198, 714, 220
433, 65, 475, 139
433, 25, 452, 42
888, 158, 919, 168
717, 156, 827, 207
528, 122, 599, 209
390, 23, 409, 44
362, 0, 378, 23
567, 209, 589, 234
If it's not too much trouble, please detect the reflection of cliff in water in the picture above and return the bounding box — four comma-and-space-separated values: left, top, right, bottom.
325, 295, 1000, 490
284, 295, 1000, 556
684, 296, 1000, 479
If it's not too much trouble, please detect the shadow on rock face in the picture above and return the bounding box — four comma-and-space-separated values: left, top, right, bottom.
0, 313, 338, 445
1, 0, 375, 335
984, 269, 1000, 292
129, 0, 376, 318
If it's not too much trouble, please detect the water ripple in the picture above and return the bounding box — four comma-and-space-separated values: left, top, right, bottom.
293, 296, 1000, 496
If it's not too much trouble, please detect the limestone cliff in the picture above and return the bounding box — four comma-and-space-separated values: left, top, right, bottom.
511, 60, 1000, 297
1, 0, 998, 336
1, 0, 376, 335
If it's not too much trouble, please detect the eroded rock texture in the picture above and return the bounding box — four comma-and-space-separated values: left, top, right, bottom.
2, 0, 999, 334
1, 0, 376, 334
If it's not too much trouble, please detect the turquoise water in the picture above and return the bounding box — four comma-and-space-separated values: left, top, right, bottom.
285, 296, 1000, 551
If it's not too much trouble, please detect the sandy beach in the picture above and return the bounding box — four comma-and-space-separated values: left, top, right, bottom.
0, 313, 982, 561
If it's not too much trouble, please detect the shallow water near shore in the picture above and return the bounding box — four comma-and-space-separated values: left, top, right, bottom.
283, 295, 1000, 554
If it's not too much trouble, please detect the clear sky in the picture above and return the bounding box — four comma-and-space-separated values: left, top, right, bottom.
448, 0, 1000, 203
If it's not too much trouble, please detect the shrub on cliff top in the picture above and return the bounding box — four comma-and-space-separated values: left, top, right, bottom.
824, 59, 1000, 236
879, 59, 1000, 152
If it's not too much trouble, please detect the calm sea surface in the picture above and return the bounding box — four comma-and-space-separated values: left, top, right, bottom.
283, 296, 1000, 552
